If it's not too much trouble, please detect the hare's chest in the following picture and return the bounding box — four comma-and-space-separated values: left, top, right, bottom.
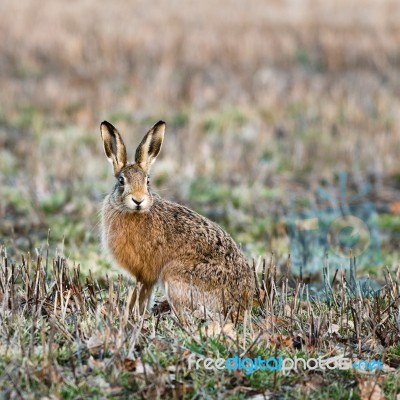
105, 224, 146, 269
102, 212, 163, 276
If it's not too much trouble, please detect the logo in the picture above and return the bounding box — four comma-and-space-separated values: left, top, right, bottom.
286, 172, 381, 275
187, 354, 383, 375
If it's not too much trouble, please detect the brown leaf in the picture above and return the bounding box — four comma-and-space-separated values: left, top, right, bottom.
342, 319, 355, 330
283, 303, 292, 317
152, 300, 170, 315
34, 363, 62, 384
172, 382, 192, 398
86, 375, 110, 390
203, 321, 221, 336
293, 330, 308, 348
222, 322, 237, 340
380, 363, 396, 373
86, 331, 104, 353
387, 355, 400, 368
327, 324, 340, 335
263, 334, 293, 349
88, 355, 106, 370
280, 335, 293, 348
361, 337, 385, 353
151, 338, 169, 351
389, 201, 400, 215
121, 357, 155, 376
261, 316, 287, 331
301, 374, 325, 394
193, 306, 208, 319
135, 359, 155, 376
122, 357, 137, 372
358, 379, 385, 400
86, 331, 104, 355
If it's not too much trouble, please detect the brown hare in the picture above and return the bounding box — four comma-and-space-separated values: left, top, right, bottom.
100, 120, 254, 317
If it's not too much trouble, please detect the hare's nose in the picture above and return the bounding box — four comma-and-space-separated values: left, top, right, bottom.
132, 197, 144, 205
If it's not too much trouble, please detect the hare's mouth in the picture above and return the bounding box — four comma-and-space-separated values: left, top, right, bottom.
123, 195, 150, 212
126, 205, 148, 213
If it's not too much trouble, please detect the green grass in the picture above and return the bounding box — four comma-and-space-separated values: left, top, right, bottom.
0, 251, 399, 399
2, 1, 400, 397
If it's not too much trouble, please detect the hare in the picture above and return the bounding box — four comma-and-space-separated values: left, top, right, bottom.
100, 120, 254, 317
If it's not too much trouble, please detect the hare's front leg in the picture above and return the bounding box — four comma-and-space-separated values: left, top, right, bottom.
130, 281, 155, 314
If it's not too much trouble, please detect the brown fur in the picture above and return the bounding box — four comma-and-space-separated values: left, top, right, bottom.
100, 120, 254, 316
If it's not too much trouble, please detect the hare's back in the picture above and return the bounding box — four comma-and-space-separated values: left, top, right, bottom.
153, 197, 251, 274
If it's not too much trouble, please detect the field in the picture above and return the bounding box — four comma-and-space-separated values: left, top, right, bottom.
1, 0, 400, 398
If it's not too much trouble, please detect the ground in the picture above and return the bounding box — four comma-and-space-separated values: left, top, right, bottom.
1, 0, 400, 398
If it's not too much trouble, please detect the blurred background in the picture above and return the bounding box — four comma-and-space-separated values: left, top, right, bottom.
1, 0, 400, 277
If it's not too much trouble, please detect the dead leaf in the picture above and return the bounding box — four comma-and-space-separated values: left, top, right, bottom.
86, 331, 104, 353
280, 335, 293, 348
34, 363, 61, 384
248, 393, 272, 400
389, 201, 400, 215
301, 374, 325, 394
88, 355, 106, 370
380, 363, 396, 373
193, 307, 208, 319
263, 334, 293, 349
358, 379, 385, 400
260, 316, 287, 331
293, 330, 308, 348
40, 395, 61, 400
151, 338, 169, 351
122, 357, 137, 372
166, 365, 177, 373
152, 300, 170, 315
222, 323, 237, 340
204, 321, 221, 336
121, 357, 155, 376
362, 337, 385, 353
342, 319, 355, 329
87, 375, 110, 390
327, 324, 340, 335
283, 304, 292, 317
135, 359, 155, 376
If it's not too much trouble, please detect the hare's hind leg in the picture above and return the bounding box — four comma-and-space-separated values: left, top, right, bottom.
160, 262, 223, 318
159, 263, 194, 320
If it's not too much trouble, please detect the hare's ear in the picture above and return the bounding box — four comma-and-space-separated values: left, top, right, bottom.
135, 121, 165, 172
100, 121, 127, 176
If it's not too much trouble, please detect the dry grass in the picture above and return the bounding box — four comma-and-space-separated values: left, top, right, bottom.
1, 250, 400, 399
2, 0, 400, 115
2, 0, 400, 259
2, 0, 400, 398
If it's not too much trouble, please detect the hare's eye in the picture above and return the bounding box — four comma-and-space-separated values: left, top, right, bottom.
118, 176, 125, 185
147, 176, 150, 185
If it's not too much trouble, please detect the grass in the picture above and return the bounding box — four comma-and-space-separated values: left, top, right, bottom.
1, 0, 400, 397
1, 250, 400, 399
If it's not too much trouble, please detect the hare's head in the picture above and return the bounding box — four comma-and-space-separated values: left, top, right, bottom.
100, 120, 165, 212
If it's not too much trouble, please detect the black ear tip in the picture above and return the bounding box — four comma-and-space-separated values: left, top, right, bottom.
100, 120, 115, 130
155, 120, 166, 128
